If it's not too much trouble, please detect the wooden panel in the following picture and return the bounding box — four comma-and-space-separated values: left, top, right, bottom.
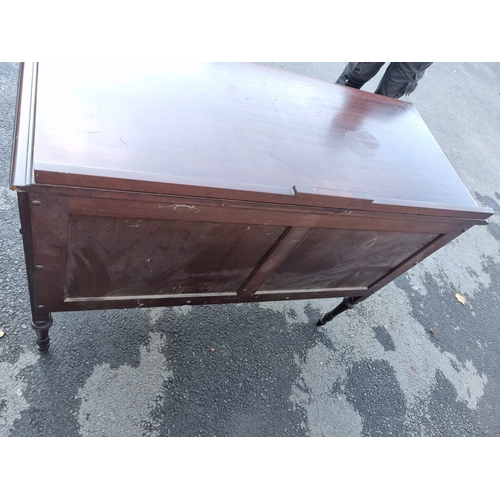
31, 62, 486, 214
66, 215, 287, 298
29, 193, 72, 310
259, 228, 440, 292
238, 227, 311, 296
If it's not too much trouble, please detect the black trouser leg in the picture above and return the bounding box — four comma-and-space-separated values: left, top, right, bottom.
336, 62, 385, 89
374, 62, 433, 98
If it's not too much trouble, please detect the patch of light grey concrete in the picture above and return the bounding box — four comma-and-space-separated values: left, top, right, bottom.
147, 308, 164, 325
146, 305, 192, 326
290, 346, 363, 436
440, 353, 487, 410
256, 300, 311, 325
0, 348, 38, 436
172, 305, 192, 316
270, 282, 488, 436
359, 288, 487, 412
0, 185, 16, 211
77, 332, 172, 436
407, 214, 500, 300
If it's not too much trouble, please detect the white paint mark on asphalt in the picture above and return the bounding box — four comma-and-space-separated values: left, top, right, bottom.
76, 332, 172, 436
0, 349, 38, 436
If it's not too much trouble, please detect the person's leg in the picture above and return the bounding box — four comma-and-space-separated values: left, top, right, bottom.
336, 62, 385, 89
374, 62, 433, 98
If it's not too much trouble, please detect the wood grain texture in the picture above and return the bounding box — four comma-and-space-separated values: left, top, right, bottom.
30, 62, 489, 216
28, 193, 71, 310
66, 215, 286, 298
259, 228, 440, 291
9, 62, 494, 336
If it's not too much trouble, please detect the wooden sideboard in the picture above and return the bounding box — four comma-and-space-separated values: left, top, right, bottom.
10, 62, 493, 351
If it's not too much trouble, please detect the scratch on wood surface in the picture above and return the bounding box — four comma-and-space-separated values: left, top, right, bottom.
361, 236, 378, 250
361, 237, 378, 250
167, 204, 196, 211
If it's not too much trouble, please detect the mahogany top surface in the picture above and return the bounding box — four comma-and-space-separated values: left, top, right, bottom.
22, 63, 484, 212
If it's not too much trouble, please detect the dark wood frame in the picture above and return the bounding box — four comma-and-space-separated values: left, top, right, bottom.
10, 62, 493, 351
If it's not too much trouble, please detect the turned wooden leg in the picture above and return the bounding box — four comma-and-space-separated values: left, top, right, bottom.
31, 313, 53, 352
316, 296, 364, 326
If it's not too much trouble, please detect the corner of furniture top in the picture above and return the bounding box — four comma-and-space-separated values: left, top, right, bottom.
10, 62, 38, 190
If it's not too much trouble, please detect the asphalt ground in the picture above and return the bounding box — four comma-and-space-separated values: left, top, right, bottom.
1, 62, 500, 444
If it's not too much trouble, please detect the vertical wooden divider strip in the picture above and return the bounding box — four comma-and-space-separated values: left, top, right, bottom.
238, 226, 311, 297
